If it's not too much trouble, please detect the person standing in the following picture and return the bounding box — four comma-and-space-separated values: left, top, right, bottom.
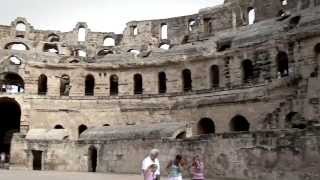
190, 155, 205, 180
142, 149, 161, 180
166, 154, 184, 180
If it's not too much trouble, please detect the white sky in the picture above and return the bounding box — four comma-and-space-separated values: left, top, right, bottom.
0, 0, 224, 33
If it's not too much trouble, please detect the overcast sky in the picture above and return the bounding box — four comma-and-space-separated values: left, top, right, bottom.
0, 0, 224, 33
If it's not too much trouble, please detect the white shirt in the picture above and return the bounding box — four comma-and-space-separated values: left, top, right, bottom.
142, 156, 160, 176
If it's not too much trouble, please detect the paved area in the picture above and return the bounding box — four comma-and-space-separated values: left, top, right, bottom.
0, 170, 144, 180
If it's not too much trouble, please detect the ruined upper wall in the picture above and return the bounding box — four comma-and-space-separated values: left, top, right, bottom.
0, 0, 316, 62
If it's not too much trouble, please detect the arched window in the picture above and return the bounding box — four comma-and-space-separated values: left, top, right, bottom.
48, 34, 60, 42
16, 22, 26, 31
128, 49, 140, 55
54, 125, 64, 129
134, 74, 143, 95
242, 59, 254, 83
60, 75, 71, 96
281, 0, 288, 6
314, 43, 320, 55
198, 118, 215, 135
131, 25, 138, 36
182, 69, 192, 92
85, 75, 95, 96
158, 72, 167, 94
230, 115, 250, 132
248, 7, 255, 25
38, 74, 47, 95
210, 65, 220, 88
97, 49, 114, 56
9, 56, 22, 65
43, 43, 59, 54
188, 19, 196, 32
5, 42, 29, 51
103, 37, 115, 46
276, 51, 289, 77
110, 74, 119, 96
88, 146, 98, 172
1, 73, 24, 93
160, 44, 170, 50
78, 27, 86, 42
285, 112, 306, 129
161, 23, 168, 40
78, 124, 88, 137
77, 50, 87, 57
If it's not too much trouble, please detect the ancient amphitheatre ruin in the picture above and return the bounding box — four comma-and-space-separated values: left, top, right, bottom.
0, 0, 319, 180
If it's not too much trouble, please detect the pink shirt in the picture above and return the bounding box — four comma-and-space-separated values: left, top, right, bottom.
191, 162, 205, 180
144, 169, 155, 180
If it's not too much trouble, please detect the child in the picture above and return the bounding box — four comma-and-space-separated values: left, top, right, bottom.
191, 155, 205, 180
144, 164, 158, 180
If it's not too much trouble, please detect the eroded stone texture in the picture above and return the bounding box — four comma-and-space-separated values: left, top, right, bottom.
0, 0, 319, 180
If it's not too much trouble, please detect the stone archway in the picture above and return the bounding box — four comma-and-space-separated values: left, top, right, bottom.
0, 97, 21, 162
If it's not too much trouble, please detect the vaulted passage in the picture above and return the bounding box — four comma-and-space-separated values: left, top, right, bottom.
85, 75, 95, 96
230, 115, 250, 132
198, 118, 215, 135
0, 97, 21, 162
134, 74, 143, 95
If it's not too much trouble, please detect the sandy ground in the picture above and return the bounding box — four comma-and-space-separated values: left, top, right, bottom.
0, 170, 196, 180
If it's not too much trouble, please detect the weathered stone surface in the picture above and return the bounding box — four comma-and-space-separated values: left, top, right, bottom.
0, 0, 319, 180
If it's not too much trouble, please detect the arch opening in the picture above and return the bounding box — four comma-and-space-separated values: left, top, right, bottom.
78, 124, 88, 137
85, 75, 95, 96
182, 69, 192, 92
276, 51, 289, 77
60, 75, 71, 96
314, 43, 320, 55
248, 7, 256, 25
242, 60, 254, 83
38, 74, 47, 95
161, 23, 168, 40
54, 125, 64, 129
78, 27, 86, 42
210, 65, 220, 88
5, 42, 29, 51
285, 112, 307, 129
158, 72, 167, 94
110, 75, 119, 96
198, 118, 215, 135
48, 34, 60, 42
188, 19, 196, 32
0, 97, 21, 162
134, 74, 143, 95
230, 115, 250, 132
88, 146, 98, 172
103, 37, 115, 46
97, 49, 113, 56
16, 22, 26, 31
1, 73, 24, 93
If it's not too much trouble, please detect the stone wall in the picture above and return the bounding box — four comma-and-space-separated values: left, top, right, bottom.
11, 128, 320, 180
